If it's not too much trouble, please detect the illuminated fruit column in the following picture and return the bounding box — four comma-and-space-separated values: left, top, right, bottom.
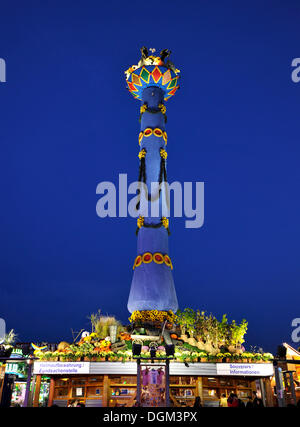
125, 49, 180, 313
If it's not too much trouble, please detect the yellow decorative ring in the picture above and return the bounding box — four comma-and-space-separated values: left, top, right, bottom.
153, 128, 163, 137
153, 252, 164, 264
143, 128, 153, 137
138, 132, 143, 145
142, 252, 153, 264
163, 131, 168, 144
133, 255, 142, 270
133, 252, 173, 269
139, 128, 167, 145
164, 254, 173, 270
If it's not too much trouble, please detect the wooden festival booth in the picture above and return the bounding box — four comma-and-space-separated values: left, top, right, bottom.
32, 360, 274, 407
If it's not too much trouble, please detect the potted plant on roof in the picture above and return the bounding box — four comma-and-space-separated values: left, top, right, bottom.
80, 343, 95, 361
91, 347, 106, 362
116, 351, 127, 363
98, 351, 107, 362
253, 353, 263, 363
68, 345, 81, 361
208, 353, 217, 363
262, 353, 273, 363
174, 350, 182, 362
198, 351, 208, 362
241, 352, 249, 363
190, 352, 199, 363
124, 350, 132, 362
60, 351, 73, 362
157, 346, 166, 358
230, 352, 240, 363
74, 351, 82, 362
107, 351, 117, 362
215, 353, 225, 363
89, 349, 99, 362
180, 352, 191, 363
223, 352, 232, 363
242, 352, 255, 363
245, 352, 253, 363
44, 351, 55, 361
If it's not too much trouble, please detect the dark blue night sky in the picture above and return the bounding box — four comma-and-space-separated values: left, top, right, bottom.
1, 1, 300, 352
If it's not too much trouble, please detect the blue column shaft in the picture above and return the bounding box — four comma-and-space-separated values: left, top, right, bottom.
127, 86, 178, 313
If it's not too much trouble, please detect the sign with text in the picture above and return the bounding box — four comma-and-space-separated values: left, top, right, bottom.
216, 363, 274, 377
33, 362, 90, 375
5, 362, 26, 378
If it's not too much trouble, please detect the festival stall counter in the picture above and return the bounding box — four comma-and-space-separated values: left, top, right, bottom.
31, 306, 275, 407
30, 305, 275, 407
32, 360, 274, 407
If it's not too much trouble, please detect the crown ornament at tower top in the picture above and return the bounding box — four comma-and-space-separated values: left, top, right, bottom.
125, 47, 180, 101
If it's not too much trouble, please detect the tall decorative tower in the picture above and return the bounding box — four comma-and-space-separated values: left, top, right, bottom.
125, 48, 180, 314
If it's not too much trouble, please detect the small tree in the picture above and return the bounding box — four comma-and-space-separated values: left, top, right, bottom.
229, 319, 248, 349
218, 314, 229, 346
176, 308, 196, 337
